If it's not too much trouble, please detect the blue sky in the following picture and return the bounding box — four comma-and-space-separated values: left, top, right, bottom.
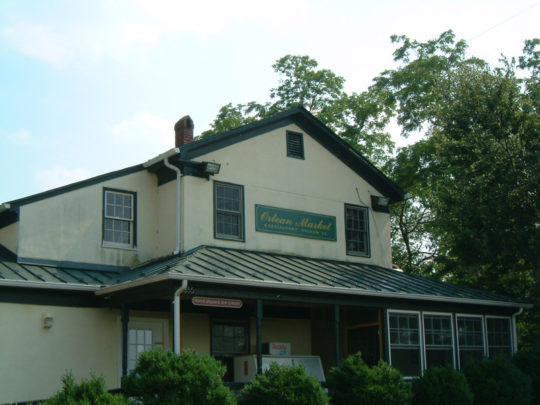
1, 0, 538, 202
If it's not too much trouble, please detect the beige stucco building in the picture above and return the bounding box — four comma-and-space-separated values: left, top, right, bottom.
0, 107, 529, 403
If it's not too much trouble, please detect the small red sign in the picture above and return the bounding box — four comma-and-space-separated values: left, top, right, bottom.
192, 296, 243, 309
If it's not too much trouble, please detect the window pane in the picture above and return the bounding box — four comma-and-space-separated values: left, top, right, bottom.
426, 349, 454, 369
345, 205, 368, 255
212, 322, 247, 355
215, 183, 243, 240
487, 318, 512, 359
103, 191, 134, 246
391, 348, 421, 376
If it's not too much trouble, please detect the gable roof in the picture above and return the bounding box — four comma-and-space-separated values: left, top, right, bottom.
178, 107, 405, 202
1, 107, 405, 229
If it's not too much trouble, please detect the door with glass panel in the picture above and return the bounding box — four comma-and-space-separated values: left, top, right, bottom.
125, 318, 168, 373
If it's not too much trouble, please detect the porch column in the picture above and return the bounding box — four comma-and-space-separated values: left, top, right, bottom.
334, 304, 340, 365
381, 308, 390, 362
256, 299, 263, 374
121, 305, 130, 376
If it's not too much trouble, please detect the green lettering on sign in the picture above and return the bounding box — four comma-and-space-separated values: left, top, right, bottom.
255, 205, 337, 241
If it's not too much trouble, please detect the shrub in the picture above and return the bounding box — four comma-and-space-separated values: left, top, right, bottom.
242, 362, 328, 405
42, 372, 129, 405
326, 352, 411, 405
412, 365, 473, 405
463, 356, 531, 405
122, 349, 235, 405
513, 344, 540, 405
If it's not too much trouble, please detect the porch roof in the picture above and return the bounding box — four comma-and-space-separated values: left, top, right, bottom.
0, 245, 116, 291
100, 246, 527, 308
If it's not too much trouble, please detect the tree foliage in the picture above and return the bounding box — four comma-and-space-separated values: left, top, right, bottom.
202, 32, 540, 342
242, 363, 328, 405
200, 55, 394, 166
43, 373, 129, 405
122, 349, 235, 405
326, 353, 411, 405
377, 31, 540, 342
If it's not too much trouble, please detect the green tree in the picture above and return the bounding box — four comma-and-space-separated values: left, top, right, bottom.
376, 32, 540, 342
200, 55, 394, 166
43, 373, 129, 405
122, 349, 235, 405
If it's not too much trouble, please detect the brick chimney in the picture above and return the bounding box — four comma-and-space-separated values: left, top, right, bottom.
174, 115, 194, 147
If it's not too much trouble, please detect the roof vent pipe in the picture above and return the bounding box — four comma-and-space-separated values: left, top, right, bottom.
163, 158, 181, 255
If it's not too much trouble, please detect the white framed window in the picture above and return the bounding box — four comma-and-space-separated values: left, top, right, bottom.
388, 310, 422, 377
456, 314, 485, 368
103, 189, 135, 248
214, 182, 244, 241
423, 313, 455, 369
344, 204, 370, 257
486, 316, 512, 359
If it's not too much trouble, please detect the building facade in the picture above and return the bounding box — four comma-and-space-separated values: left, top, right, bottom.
0, 107, 528, 403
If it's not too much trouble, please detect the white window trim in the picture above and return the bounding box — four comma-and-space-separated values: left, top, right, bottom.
344, 203, 370, 257
485, 315, 513, 358
455, 313, 486, 369
103, 189, 136, 249
387, 309, 424, 378
422, 311, 456, 370
214, 181, 244, 241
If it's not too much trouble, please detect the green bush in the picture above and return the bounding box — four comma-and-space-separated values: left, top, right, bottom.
412, 365, 473, 405
122, 349, 235, 405
242, 362, 328, 405
513, 344, 540, 405
326, 353, 411, 405
42, 373, 129, 405
463, 356, 531, 405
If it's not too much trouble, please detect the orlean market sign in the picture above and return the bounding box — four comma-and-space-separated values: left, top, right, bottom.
255, 205, 336, 241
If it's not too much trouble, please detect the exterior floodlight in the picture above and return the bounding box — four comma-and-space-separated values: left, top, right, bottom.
377, 197, 390, 207
371, 195, 391, 212
203, 162, 221, 175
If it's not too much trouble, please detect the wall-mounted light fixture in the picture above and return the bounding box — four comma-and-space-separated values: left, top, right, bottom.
202, 161, 221, 175
43, 313, 54, 329
371, 195, 391, 213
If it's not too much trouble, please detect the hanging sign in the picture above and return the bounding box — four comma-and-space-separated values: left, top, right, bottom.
192, 296, 243, 309
255, 204, 337, 241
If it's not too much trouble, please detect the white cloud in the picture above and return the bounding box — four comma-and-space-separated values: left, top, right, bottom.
120, 20, 161, 45
7, 129, 37, 146
2, 22, 74, 67
107, 110, 175, 153
1, 0, 312, 66
36, 166, 92, 191
134, 0, 311, 36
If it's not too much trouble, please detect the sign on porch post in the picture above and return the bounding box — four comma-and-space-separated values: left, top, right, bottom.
192, 296, 243, 309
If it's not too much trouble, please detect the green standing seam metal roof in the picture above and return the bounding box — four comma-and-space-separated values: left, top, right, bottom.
0, 244, 528, 307
0, 245, 117, 289
112, 246, 526, 307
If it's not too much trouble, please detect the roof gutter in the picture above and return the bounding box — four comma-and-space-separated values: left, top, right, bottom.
95, 272, 531, 309
0, 279, 100, 291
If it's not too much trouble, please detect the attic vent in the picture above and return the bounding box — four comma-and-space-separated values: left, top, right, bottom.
286, 131, 304, 159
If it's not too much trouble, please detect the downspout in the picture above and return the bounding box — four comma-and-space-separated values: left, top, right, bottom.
163, 158, 181, 255
512, 307, 524, 354
173, 280, 188, 354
